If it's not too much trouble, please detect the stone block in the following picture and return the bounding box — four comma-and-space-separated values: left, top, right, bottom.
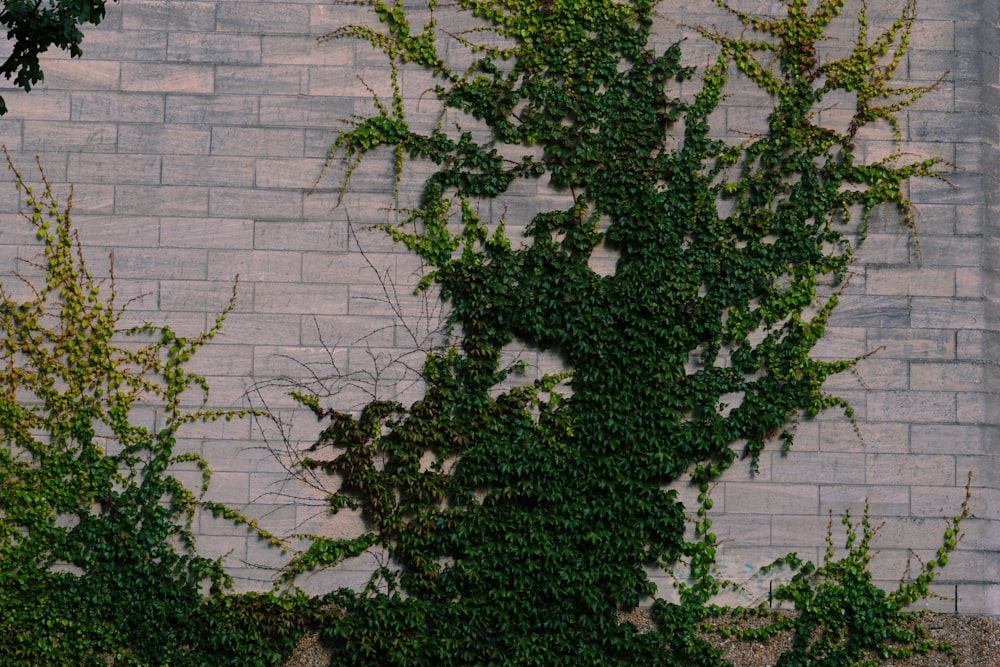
910, 19, 957, 52
213, 313, 304, 346
195, 535, 248, 563
707, 514, 771, 546
911, 172, 987, 206
183, 374, 258, 409
253, 282, 350, 315
199, 437, 277, 476
910, 361, 986, 392
910, 483, 978, 519
118, 124, 211, 155
0, 118, 21, 150
184, 342, 255, 378
865, 267, 954, 297
215, 65, 307, 95
72, 29, 167, 61
784, 420, 819, 453
819, 484, 910, 517
810, 327, 865, 360
161, 216, 256, 249
254, 220, 347, 252
66, 153, 162, 184
966, 329, 1000, 360
957, 454, 1000, 489
876, 516, 962, 550
825, 358, 908, 392
866, 329, 956, 360
347, 283, 435, 318
308, 66, 395, 98
165, 94, 260, 125
162, 155, 256, 187
3, 90, 70, 121
770, 451, 867, 485
954, 389, 992, 423
110, 246, 209, 280
305, 128, 339, 158
158, 278, 251, 312
255, 158, 327, 189
23, 121, 118, 153
723, 482, 819, 515
122, 1, 217, 31
955, 203, 985, 236
299, 314, 397, 348
115, 310, 210, 336
301, 250, 397, 285
958, 512, 1000, 551
248, 471, 300, 506
70, 92, 165, 123
167, 32, 262, 64
866, 453, 956, 487
206, 249, 302, 282
911, 424, 990, 455
914, 235, 988, 269
72, 215, 159, 247
854, 233, 916, 270
262, 35, 354, 66
216, 3, 311, 34
203, 471, 251, 504
116, 185, 210, 216
867, 390, 956, 424
769, 515, 835, 548
34, 59, 120, 90
211, 127, 305, 158
210, 187, 304, 220
122, 63, 214, 94
259, 95, 355, 128
309, 3, 383, 35
251, 344, 348, 380
910, 297, 984, 329
828, 295, 910, 329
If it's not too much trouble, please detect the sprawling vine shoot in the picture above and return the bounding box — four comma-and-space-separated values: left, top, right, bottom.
292, 0, 947, 663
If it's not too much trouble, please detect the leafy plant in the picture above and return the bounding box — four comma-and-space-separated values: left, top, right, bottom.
719, 476, 972, 666
0, 0, 113, 114
285, 0, 947, 663
0, 152, 309, 665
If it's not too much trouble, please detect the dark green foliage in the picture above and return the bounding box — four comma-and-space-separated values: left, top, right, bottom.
0, 155, 315, 665
183, 591, 338, 667
291, 0, 947, 664
0, 0, 112, 114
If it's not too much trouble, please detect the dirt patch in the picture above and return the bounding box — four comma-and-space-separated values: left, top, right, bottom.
283, 612, 1000, 666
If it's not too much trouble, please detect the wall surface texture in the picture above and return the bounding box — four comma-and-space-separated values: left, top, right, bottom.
0, 0, 997, 612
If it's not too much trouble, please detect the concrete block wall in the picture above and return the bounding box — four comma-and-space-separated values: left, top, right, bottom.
0, 0, 996, 611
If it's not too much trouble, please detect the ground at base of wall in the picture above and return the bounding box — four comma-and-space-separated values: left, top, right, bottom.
699, 612, 1000, 667
282, 612, 1000, 667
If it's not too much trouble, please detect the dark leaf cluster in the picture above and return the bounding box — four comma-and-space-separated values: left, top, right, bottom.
0, 0, 112, 114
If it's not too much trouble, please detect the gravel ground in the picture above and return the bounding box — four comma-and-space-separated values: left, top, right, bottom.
698, 612, 1000, 667
282, 612, 1000, 666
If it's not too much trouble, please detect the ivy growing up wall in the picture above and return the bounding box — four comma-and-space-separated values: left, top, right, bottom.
284, 0, 951, 663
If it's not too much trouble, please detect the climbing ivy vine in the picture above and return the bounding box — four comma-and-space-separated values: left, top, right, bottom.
289, 0, 958, 664
0, 153, 336, 666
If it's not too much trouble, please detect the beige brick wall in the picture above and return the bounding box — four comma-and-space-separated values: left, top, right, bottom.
0, 0, 996, 610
